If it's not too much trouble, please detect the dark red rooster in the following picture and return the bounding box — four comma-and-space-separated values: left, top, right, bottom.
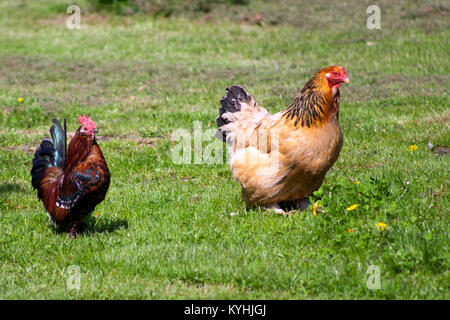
31, 115, 110, 238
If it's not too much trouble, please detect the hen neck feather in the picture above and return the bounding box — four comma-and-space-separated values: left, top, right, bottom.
283, 76, 338, 128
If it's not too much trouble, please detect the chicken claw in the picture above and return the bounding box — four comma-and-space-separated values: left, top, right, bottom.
264, 203, 287, 215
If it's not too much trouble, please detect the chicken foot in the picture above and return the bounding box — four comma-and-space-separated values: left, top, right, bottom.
264, 203, 287, 215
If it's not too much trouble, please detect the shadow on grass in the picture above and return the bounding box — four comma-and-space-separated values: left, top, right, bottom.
0, 183, 26, 195
51, 216, 128, 237
87, 216, 129, 235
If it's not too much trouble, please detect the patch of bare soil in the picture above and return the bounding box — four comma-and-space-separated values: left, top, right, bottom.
0, 54, 248, 113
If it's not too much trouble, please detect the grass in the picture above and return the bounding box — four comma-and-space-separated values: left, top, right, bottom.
0, 0, 449, 299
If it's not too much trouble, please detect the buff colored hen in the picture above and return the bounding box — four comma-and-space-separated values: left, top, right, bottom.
216, 66, 349, 214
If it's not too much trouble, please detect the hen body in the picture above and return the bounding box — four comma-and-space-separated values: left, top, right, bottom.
216, 66, 349, 212
31, 117, 110, 237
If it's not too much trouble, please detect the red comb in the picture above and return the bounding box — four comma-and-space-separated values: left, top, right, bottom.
78, 114, 96, 132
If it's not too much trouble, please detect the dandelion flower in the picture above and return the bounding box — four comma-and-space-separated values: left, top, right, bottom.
375, 222, 388, 231
353, 181, 360, 185
348, 228, 354, 233
409, 145, 417, 152
18, 97, 24, 103
312, 201, 319, 217
95, 212, 101, 217
346, 204, 359, 211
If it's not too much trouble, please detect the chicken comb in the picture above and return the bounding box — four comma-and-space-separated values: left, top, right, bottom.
78, 114, 96, 132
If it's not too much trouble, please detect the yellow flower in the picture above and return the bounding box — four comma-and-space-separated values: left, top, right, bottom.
348, 228, 354, 233
353, 181, 360, 185
18, 97, 24, 103
95, 212, 101, 217
409, 145, 417, 151
346, 204, 359, 211
375, 222, 388, 231
312, 201, 319, 217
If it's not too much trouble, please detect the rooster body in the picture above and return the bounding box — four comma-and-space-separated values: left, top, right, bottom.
216, 66, 349, 213
31, 116, 110, 237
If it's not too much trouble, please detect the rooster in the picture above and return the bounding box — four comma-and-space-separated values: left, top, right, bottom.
31, 115, 110, 237
216, 66, 349, 214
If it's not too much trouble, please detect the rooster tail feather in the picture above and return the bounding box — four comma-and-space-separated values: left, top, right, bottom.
216, 85, 257, 142
31, 139, 56, 193
31, 119, 66, 194
50, 118, 66, 168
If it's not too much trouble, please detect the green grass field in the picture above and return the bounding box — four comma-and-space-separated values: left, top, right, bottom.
0, 0, 449, 299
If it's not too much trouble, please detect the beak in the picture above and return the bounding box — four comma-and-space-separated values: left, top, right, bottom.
343, 77, 350, 84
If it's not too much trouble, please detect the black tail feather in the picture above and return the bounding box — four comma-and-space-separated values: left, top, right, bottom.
31, 119, 67, 195
31, 139, 56, 192
216, 85, 249, 142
